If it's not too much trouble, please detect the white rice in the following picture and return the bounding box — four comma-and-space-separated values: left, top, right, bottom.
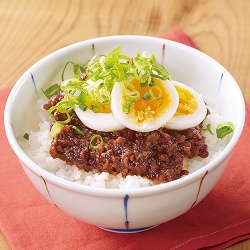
24, 99, 232, 189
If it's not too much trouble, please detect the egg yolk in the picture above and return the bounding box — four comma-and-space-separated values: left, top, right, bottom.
95, 105, 111, 113
84, 96, 111, 113
123, 78, 172, 124
175, 85, 198, 116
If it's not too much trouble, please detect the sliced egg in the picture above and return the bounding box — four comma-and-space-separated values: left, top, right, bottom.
111, 78, 179, 132
164, 80, 207, 130
74, 107, 125, 132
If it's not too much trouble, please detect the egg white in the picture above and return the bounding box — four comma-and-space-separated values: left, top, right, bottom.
74, 106, 125, 132
164, 81, 207, 130
111, 80, 179, 132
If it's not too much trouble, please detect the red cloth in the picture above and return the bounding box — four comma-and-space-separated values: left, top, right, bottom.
0, 29, 249, 250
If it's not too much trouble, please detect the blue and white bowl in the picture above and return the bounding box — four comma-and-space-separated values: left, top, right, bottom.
4, 36, 245, 232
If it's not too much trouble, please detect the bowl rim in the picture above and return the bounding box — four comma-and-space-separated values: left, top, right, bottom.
4, 35, 246, 197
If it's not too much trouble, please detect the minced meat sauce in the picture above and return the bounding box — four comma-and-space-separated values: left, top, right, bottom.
44, 91, 209, 184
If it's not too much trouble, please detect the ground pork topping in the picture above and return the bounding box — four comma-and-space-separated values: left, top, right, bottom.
44, 92, 208, 184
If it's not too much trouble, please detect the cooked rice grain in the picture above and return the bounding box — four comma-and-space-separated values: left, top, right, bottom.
24, 100, 231, 189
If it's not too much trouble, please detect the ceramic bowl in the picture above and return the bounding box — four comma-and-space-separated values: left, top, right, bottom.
4, 36, 245, 232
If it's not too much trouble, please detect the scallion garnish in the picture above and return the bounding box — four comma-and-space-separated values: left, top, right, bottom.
61, 61, 85, 81
48, 106, 71, 124
72, 126, 85, 136
123, 100, 131, 114
41, 84, 61, 99
94, 88, 111, 106
202, 122, 234, 139
216, 122, 234, 139
123, 81, 140, 101
203, 123, 214, 135
45, 46, 172, 125
50, 122, 63, 137
23, 133, 29, 140
90, 105, 100, 113
79, 102, 88, 111
149, 86, 162, 100
90, 135, 104, 149
112, 64, 125, 81
143, 91, 152, 101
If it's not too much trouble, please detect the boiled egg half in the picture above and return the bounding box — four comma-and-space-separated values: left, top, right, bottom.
164, 80, 207, 130
74, 107, 125, 131
74, 80, 125, 132
74, 78, 207, 132
111, 78, 179, 132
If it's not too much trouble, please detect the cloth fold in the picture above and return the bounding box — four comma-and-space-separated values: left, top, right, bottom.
0, 29, 249, 250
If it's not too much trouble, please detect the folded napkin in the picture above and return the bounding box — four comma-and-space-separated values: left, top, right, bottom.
0, 29, 249, 250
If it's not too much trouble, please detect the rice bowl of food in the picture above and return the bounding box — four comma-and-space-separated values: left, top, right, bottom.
4, 35, 245, 232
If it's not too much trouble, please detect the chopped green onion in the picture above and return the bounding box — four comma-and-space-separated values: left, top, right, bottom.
61, 61, 85, 81
134, 69, 147, 84
90, 135, 104, 149
118, 55, 132, 65
149, 86, 162, 100
123, 100, 131, 114
50, 122, 63, 137
79, 103, 88, 111
23, 133, 29, 140
41, 84, 61, 99
143, 91, 152, 101
45, 46, 172, 126
56, 99, 74, 113
105, 46, 122, 67
216, 122, 234, 139
149, 78, 155, 86
151, 64, 171, 80
57, 112, 71, 124
48, 106, 71, 124
112, 64, 125, 81
123, 82, 140, 101
72, 126, 85, 136
90, 105, 100, 113
207, 124, 214, 135
76, 90, 88, 104
202, 123, 214, 135
94, 88, 111, 106
150, 54, 157, 64
74, 64, 85, 77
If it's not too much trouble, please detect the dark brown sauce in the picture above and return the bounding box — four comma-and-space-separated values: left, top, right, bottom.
44, 92, 208, 184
